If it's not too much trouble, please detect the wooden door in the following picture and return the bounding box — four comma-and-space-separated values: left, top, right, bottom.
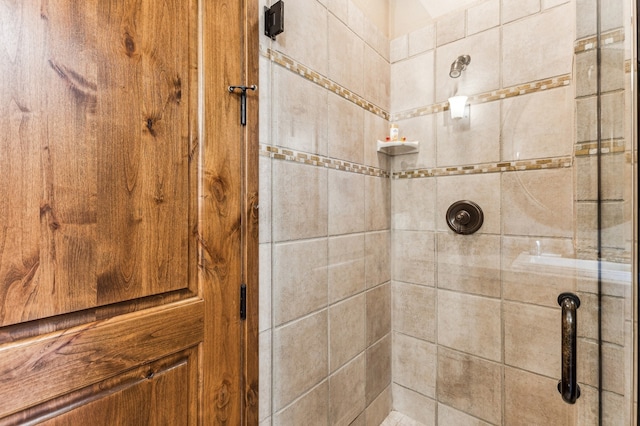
0, 0, 258, 424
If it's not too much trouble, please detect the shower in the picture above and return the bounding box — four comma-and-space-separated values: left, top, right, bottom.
449, 54, 471, 78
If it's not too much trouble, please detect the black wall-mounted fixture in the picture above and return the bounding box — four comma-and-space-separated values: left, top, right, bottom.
264, 1, 284, 40
446, 200, 484, 235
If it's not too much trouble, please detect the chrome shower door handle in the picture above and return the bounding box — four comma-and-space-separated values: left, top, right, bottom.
557, 292, 581, 404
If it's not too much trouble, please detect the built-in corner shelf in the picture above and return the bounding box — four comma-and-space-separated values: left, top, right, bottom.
376, 140, 419, 155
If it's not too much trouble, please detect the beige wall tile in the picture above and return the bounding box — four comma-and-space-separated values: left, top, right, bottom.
272, 0, 328, 75
259, 331, 272, 421
408, 24, 435, 56
601, 43, 625, 93
578, 338, 627, 394
467, 0, 500, 35
390, 35, 408, 63
327, 0, 348, 23
502, 168, 573, 238
392, 282, 436, 342
435, 101, 501, 166
365, 231, 391, 288
436, 10, 466, 46
390, 115, 436, 171
367, 283, 391, 345
601, 91, 625, 140
364, 111, 390, 169
259, 156, 272, 244
329, 15, 365, 95
273, 66, 328, 155
329, 234, 366, 303
578, 292, 625, 345
543, 0, 569, 8
438, 290, 502, 361
504, 367, 576, 425
576, 153, 626, 202
576, 96, 597, 143
259, 55, 272, 146
391, 51, 434, 112
273, 238, 328, 326
437, 233, 501, 297
502, 87, 574, 161
328, 92, 365, 164
330, 354, 366, 425
435, 28, 500, 103
393, 333, 437, 398
274, 381, 329, 426
364, 45, 390, 111
393, 230, 436, 286
576, 50, 598, 98
577, 200, 631, 255
437, 348, 502, 424
366, 334, 392, 405
502, 236, 576, 307
392, 176, 436, 231
576, 0, 597, 38
502, 0, 540, 24
365, 175, 391, 232
502, 4, 573, 87
392, 384, 436, 424
504, 301, 558, 377
347, 0, 366, 40
330, 294, 366, 372
362, 16, 390, 61
438, 403, 493, 425
365, 386, 392, 426
328, 169, 365, 235
259, 243, 272, 332
601, 0, 624, 31
436, 173, 501, 234
273, 311, 328, 410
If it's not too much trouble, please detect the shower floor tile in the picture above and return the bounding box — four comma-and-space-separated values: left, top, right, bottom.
380, 411, 426, 426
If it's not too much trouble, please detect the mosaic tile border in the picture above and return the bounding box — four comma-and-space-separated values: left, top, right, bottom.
260, 144, 390, 178
262, 48, 573, 124
392, 156, 573, 179
574, 28, 625, 54
263, 48, 390, 121
575, 139, 627, 156
391, 75, 572, 121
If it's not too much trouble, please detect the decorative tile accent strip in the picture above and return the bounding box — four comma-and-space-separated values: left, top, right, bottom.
390, 75, 572, 121
574, 28, 625, 54
575, 139, 627, 156
263, 48, 391, 121
260, 144, 390, 178
262, 48, 573, 125
392, 157, 573, 179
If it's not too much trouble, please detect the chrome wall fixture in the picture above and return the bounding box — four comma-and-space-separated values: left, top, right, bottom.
449, 54, 471, 78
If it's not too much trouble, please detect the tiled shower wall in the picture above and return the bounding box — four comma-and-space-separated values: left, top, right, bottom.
259, 0, 635, 424
258, 0, 393, 424
388, 0, 634, 424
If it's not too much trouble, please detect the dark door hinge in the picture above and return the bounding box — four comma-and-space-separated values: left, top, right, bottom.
240, 284, 247, 320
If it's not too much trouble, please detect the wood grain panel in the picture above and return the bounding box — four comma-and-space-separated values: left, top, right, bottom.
0, 299, 203, 418
39, 353, 195, 426
95, 0, 197, 305
2, 348, 199, 426
200, 0, 246, 423
0, 0, 198, 327
242, 0, 260, 423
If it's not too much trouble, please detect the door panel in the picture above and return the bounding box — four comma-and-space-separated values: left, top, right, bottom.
0, 0, 197, 326
0, 0, 258, 423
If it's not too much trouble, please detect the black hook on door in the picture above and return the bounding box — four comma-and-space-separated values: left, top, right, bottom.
228, 85, 257, 126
